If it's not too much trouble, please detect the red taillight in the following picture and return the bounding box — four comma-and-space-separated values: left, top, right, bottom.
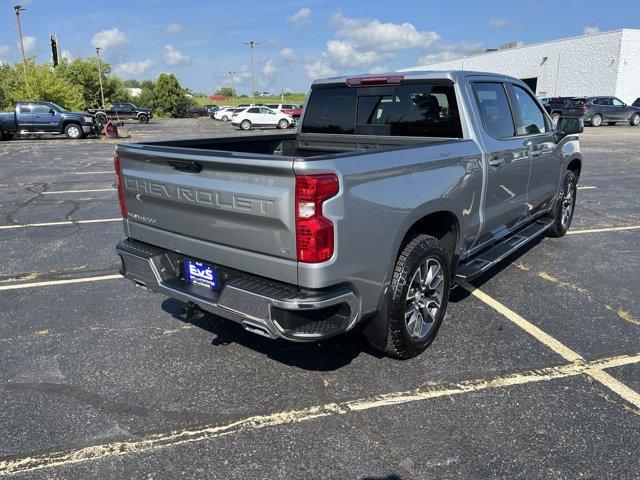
114, 154, 127, 218
295, 173, 339, 263
346, 75, 404, 86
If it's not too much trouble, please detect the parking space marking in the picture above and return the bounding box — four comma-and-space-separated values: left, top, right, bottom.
42, 188, 116, 195
0, 218, 121, 230
460, 281, 640, 410
0, 274, 123, 291
73, 171, 113, 175
0, 352, 637, 476
567, 225, 640, 235
577, 185, 597, 190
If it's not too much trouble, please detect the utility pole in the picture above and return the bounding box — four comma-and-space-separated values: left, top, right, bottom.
244, 41, 258, 103
13, 5, 28, 90
228, 71, 236, 100
95, 47, 105, 109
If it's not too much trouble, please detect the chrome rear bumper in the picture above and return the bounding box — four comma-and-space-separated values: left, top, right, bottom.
116, 239, 360, 341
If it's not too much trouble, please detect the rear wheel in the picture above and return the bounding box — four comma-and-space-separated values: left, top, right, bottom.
547, 170, 577, 238
277, 119, 289, 129
590, 114, 602, 127
138, 114, 149, 124
383, 234, 450, 359
240, 119, 252, 130
95, 113, 107, 124
221, 115, 229, 121
64, 123, 83, 139
191, 113, 200, 118
630, 113, 640, 126
551, 112, 561, 124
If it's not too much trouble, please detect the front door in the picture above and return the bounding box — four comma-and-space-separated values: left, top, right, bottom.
471, 81, 531, 249
32, 104, 60, 132
611, 97, 630, 121
508, 83, 560, 213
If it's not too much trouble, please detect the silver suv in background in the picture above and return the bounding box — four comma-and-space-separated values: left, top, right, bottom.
115, 71, 583, 358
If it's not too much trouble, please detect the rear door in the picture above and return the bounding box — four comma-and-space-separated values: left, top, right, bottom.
259, 107, 277, 125
15, 104, 34, 131
507, 83, 559, 213
117, 146, 298, 281
471, 81, 531, 248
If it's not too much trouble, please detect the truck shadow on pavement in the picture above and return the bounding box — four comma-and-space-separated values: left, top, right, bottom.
161, 299, 384, 371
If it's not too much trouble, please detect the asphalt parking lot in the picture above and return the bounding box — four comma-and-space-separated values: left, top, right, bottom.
0, 119, 638, 479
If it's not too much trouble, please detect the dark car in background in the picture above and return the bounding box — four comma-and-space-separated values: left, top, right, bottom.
186, 104, 218, 118
563, 96, 640, 127
633, 98, 640, 107
540, 97, 576, 123
87, 102, 153, 124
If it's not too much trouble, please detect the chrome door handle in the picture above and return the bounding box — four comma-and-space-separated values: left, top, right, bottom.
489, 157, 505, 168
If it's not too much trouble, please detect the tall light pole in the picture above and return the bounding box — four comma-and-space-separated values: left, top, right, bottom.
13, 5, 28, 90
95, 47, 105, 109
244, 41, 258, 103
228, 71, 236, 101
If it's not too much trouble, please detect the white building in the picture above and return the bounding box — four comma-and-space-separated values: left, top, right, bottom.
408, 29, 640, 104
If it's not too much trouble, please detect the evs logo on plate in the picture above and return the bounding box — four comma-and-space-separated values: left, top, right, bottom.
184, 259, 219, 290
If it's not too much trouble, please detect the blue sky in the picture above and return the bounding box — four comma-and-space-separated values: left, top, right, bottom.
1, 0, 639, 94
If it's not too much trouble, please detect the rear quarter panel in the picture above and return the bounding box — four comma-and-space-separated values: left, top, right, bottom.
295, 140, 483, 314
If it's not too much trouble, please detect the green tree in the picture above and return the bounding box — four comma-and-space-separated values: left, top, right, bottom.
214, 87, 235, 97
56, 57, 129, 109
133, 79, 156, 109
153, 73, 194, 117
0, 59, 83, 111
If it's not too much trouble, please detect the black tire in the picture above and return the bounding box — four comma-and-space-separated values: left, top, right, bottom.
221, 115, 229, 122
630, 113, 640, 126
551, 112, 561, 124
64, 123, 83, 139
277, 119, 289, 129
240, 120, 252, 131
547, 170, 577, 238
191, 113, 200, 118
590, 114, 602, 127
138, 114, 149, 124
383, 234, 451, 359
95, 113, 107, 124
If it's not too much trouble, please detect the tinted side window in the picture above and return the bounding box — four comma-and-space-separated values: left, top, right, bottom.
18, 105, 32, 113
32, 104, 52, 114
301, 87, 357, 134
247, 107, 260, 113
473, 83, 515, 138
512, 85, 547, 135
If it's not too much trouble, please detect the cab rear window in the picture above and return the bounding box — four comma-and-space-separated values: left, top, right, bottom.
301, 83, 462, 138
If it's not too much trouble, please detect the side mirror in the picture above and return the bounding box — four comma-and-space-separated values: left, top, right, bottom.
555, 116, 583, 140
49, 108, 55, 114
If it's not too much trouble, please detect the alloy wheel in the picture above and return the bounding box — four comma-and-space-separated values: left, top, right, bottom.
561, 182, 576, 228
405, 258, 445, 339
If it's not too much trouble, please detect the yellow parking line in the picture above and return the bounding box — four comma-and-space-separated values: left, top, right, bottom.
42, 188, 116, 195
1, 352, 637, 476
0, 274, 122, 291
459, 280, 640, 411
568, 225, 640, 235
0, 218, 121, 230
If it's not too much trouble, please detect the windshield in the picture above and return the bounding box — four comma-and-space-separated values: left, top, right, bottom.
48, 102, 66, 112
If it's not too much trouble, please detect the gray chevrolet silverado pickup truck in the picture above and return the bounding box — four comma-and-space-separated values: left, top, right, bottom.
115, 71, 583, 359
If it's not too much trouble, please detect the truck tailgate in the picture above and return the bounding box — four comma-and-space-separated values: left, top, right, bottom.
116, 145, 298, 284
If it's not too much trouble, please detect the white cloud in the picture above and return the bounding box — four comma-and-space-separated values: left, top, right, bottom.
326, 40, 378, 67
417, 40, 484, 65
91, 28, 130, 51
287, 7, 311, 28
0, 44, 10, 58
22, 36, 37, 54
166, 23, 183, 35
583, 26, 600, 35
266, 37, 278, 45
114, 59, 153, 77
488, 17, 510, 28
163, 44, 190, 66
304, 60, 337, 79
331, 12, 439, 52
262, 59, 277, 76
280, 47, 298, 62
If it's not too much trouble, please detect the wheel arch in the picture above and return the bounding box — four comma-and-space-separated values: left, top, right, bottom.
567, 156, 582, 180
60, 119, 81, 133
